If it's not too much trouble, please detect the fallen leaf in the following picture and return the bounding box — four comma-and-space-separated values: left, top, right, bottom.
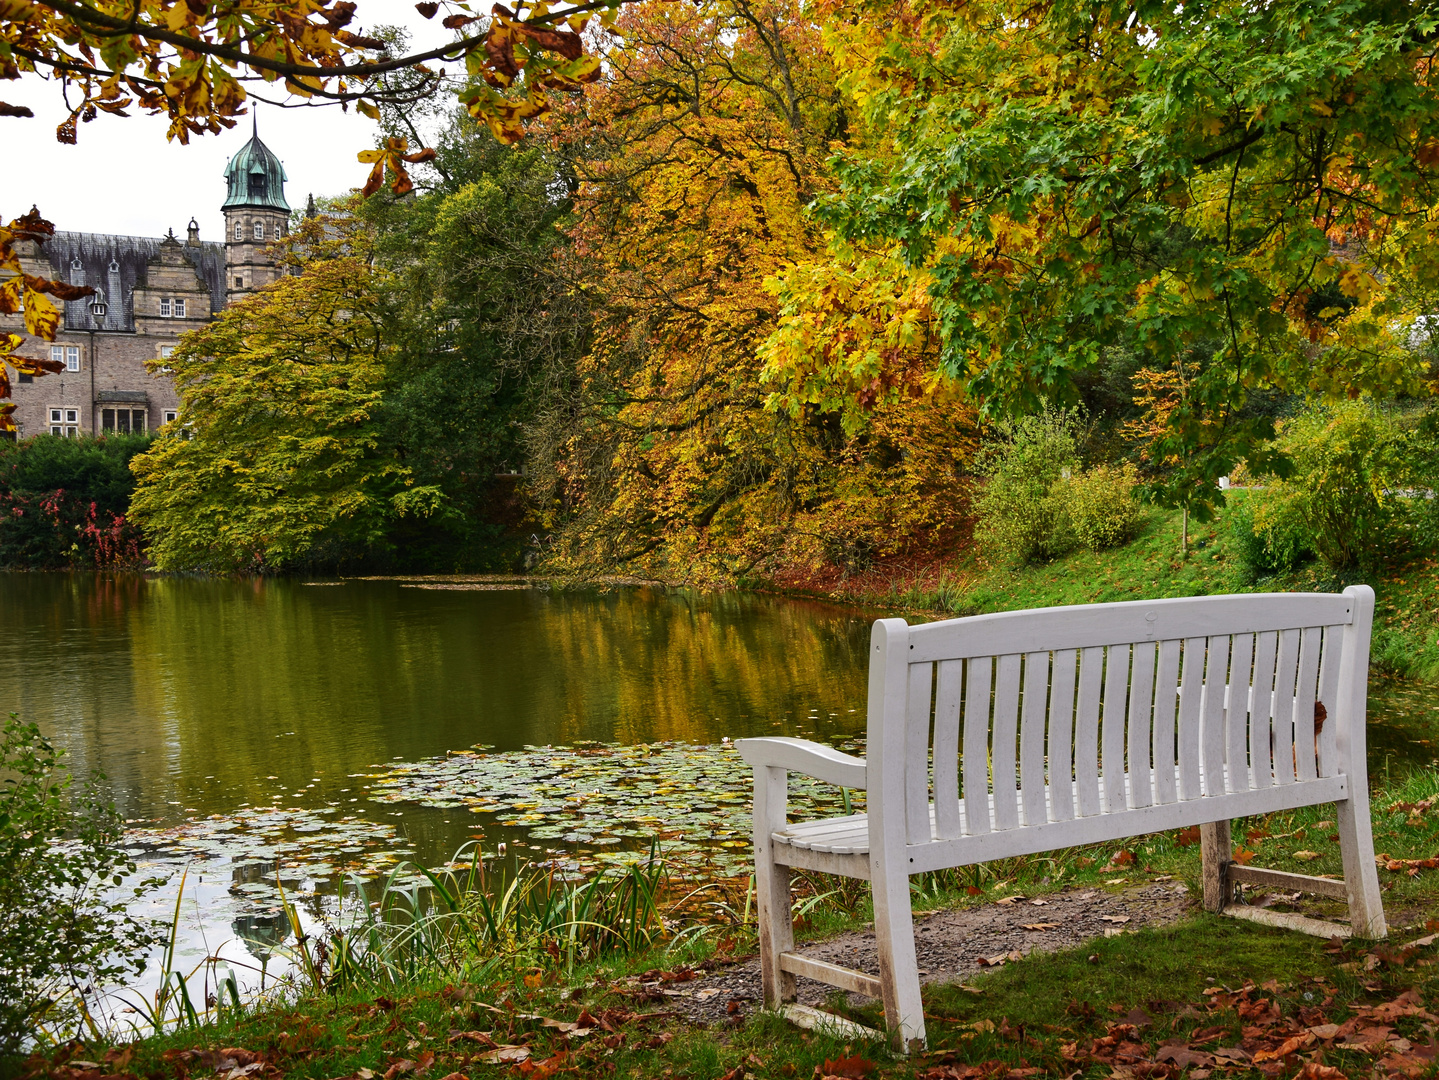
475, 1046, 530, 1065
1295, 1065, 1346, 1080
1293, 850, 1322, 862
1231, 846, 1257, 865
516, 1051, 568, 1079
821, 1056, 876, 1078
1105, 878, 1127, 885
1156, 1044, 1216, 1068
448, 1030, 491, 1047
1176, 826, 1202, 847
1021, 923, 1058, 931
1099, 915, 1131, 924
1029, 898, 1049, 906
1307, 1024, 1342, 1040
1111, 849, 1136, 866
1252, 1033, 1314, 1061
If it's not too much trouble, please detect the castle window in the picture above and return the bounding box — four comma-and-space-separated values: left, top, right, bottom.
235, 276, 244, 288
234, 221, 243, 241
157, 345, 176, 374
49, 408, 79, 437
50, 345, 79, 372
102, 408, 146, 434
160, 298, 171, 317
254, 222, 264, 240
174, 299, 186, 318
163, 409, 179, 425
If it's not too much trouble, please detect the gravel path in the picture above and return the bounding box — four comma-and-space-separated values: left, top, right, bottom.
624, 881, 1195, 1028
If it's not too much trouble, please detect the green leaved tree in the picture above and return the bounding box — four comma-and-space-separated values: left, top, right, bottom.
128, 214, 440, 572
766, 0, 1439, 516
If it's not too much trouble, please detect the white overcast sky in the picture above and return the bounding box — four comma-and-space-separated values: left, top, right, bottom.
0, 0, 446, 242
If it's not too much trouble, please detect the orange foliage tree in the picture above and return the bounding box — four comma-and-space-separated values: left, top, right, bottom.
537, 0, 976, 584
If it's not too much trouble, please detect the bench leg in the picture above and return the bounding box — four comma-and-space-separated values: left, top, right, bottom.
870, 857, 925, 1052
1337, 795, 1387, 939
754, 766, 796, 1008
1200, 820, 1231, 913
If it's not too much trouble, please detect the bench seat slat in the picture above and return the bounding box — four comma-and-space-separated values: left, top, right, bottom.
770, 771, 1350, 862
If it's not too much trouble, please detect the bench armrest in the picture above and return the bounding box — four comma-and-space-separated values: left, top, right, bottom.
734, 737, 867, 790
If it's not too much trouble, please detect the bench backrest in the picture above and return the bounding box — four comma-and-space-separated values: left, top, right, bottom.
867, 587, 1374, 845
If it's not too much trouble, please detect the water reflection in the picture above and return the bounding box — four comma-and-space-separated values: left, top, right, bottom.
0, 574, 874, 865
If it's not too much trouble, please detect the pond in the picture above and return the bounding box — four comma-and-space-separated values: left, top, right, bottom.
1, 574, 1435, 1010
0, 574, 880, 1007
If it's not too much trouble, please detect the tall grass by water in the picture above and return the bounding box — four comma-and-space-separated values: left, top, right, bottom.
66, 842, 750, 1044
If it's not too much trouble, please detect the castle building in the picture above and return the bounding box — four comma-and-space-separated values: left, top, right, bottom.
3, 122, 293, 438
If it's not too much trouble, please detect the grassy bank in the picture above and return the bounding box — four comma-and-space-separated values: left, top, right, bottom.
22, 763, 1439, 1079
780, 500, 1439, 684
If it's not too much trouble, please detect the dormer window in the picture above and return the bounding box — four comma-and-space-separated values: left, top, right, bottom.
254, 222, 264, 240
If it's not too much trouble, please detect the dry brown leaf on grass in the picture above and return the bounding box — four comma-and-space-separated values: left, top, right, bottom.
446, 1031, 496, 1047
817, 1055, 877, 1078
514, 1050, 569, 1078
1294, 1064, 1346, 1080
1251, 1032, 1315, 1061
1021, 923, 1059, 930
1154, 1043, 1215, 1068
474, 1046, 530, 1064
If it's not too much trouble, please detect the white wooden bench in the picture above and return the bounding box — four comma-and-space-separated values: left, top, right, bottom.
736, 587, 1387, 1051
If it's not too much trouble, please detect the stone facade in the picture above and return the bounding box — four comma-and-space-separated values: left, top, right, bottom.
2, 124, 293, 438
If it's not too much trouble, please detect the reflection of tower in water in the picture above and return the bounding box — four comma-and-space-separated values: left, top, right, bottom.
229, 860, 291, 969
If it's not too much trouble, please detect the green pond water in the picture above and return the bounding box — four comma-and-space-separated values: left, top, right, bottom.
0, 574, 875, 873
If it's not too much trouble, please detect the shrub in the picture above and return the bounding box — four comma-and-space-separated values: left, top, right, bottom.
1055, 463, 1143, 553
1227, 494, 1313, 582
0, 434, 151, 569
975, 411, 1143, 564
973, 410, 1081, 565
1244, 402, 1409, 571
0, 714, 159, 1056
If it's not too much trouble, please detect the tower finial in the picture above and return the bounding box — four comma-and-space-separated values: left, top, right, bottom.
252, 108, 257, 139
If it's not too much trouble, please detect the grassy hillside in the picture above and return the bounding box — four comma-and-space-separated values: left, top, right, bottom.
810, 499, 1439, 683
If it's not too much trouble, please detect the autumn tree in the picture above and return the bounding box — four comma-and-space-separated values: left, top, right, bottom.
765, 0, 1439, 516
540, 0, 977, 584
0, 0, 612, 149
128, 214, 441, 571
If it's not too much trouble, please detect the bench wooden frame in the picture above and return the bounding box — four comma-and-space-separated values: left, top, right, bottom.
736, 587, 1387, 1052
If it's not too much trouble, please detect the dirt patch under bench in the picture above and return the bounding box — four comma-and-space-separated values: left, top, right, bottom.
624, 881, 1195, 1029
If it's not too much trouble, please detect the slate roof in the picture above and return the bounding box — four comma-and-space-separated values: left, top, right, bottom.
43, 231, 227, 330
